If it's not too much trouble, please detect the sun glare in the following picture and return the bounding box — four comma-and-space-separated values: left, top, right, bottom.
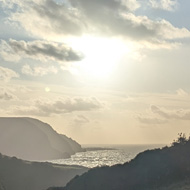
67, 36, 128, 79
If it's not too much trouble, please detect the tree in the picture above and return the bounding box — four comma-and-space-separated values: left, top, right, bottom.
172, 133, 188, 146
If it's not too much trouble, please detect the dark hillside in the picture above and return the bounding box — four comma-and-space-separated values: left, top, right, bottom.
0, 153, 87, 190
49, 134, 190, 190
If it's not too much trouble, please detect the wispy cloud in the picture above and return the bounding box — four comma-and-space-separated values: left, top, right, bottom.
151, 105, 190, 120
22, 65, 58, 76
133, 90, 190, 124
0, 66, 19, 82
137, 115, 167, 124
176, 89, 189, 97
74, 115, 90, 125
149, 0, 178, 11
0, 90, 16, 101
137, 104, 190, 124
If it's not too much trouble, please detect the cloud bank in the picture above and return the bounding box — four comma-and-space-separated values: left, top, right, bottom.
151, 105, 190, 120
2, 0, 189, 45
138, 103, 190, 125
12, 97, 103, 116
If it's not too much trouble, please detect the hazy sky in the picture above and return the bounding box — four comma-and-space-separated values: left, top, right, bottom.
0, 0, 190, 144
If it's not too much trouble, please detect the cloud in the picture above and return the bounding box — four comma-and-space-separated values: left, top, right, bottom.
149, 0, 178, 11
0, 91, 16, 101
137, 115, 167, 124
0, 40, 20, 62
0, 66, 19, 82
137, 103, 190, 125
70, 0, 140, 14
6, 39, 83, 62
176, 89, 189, 96
22, 65, 58, 76
3, 0, 189, 46
32, 0, 84, 36
74, 115, 90, 125
5, 0, 85, 39
12, 97, 103, 116
151, 105, 190, 120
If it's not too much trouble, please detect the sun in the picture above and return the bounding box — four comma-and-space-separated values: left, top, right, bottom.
67, 35, 128, 79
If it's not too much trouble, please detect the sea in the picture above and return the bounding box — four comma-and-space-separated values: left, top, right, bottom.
48, 144, 166, 168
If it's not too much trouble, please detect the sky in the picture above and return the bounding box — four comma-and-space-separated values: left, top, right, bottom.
0, 0, 190, 144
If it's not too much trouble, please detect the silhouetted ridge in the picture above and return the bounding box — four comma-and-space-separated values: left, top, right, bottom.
0, 181, 5, 190
0, 153, 87, 190
0, 117, 83, 160
49, 135, 190, 190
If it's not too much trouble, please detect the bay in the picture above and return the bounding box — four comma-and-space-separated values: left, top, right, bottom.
48, 144, 166, 168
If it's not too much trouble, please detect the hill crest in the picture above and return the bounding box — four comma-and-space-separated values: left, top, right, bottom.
0, 117, 83, 160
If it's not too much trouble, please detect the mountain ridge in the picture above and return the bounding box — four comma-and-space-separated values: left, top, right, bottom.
0, 117, 83, 160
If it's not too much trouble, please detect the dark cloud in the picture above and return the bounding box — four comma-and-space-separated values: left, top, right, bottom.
31, 0, 140, 37
69, 0, 156, 39
37, 0, 189, 40
32, 0, 85, 36
9, 39, 83, 62
5, 0, 189, 43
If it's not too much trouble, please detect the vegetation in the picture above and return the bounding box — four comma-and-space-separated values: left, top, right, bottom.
49, 134, 190, 190
171, 133, 190, 146
0, 181, 5, 190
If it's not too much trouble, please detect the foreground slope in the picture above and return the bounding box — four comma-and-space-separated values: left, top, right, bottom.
0, 117, 83, 160
50, 136, 190, 190
0, 153, 88, 190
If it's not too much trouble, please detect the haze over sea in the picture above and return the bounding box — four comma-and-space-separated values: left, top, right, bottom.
48, 144, 166, 168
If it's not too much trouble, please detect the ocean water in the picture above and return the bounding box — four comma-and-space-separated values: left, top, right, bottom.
48, 144, 166, 168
